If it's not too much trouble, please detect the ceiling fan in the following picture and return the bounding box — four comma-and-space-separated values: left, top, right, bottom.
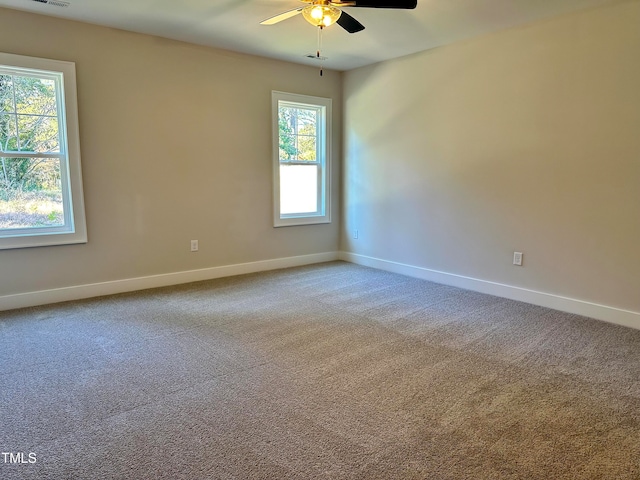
261, 0, 418, 34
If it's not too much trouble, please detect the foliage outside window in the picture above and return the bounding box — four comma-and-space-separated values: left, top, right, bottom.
0, 52, 86, 250
272, 91, 331, 227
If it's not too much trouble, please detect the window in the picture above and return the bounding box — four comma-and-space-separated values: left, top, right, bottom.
0, 52, 86, 250
272, 91, 331, 227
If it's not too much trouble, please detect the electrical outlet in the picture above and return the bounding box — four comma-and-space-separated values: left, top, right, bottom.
353, 229, 359, 240
190, 240, 198, 252
513, 251, 523, 266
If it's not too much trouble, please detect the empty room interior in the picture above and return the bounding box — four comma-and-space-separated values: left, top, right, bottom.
0, 0, 639, 478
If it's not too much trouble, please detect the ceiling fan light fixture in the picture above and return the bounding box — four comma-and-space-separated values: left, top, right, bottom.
302, 5, 342, 27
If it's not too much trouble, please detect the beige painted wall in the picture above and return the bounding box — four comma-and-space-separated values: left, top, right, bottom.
342, 2, 640, 312
0, 8, 341, 296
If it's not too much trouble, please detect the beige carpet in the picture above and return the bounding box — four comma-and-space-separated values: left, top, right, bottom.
1, 261, 639, 479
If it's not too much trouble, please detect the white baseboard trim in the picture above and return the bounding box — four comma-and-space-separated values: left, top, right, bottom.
340, 251, 640, 331
0, 252, 339, 312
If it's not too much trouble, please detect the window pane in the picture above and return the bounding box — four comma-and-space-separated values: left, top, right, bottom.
0, 75, 14, 113
280, 164, 318, 215
297, 108, 317, 135
278, 105, 319, 163
0, 157, 64, 230
297, 135, 316, 161
17, 114, 60, 152
278, 107, 296, 135
13, 76, 57, 116
0, 114, 19, 151
279, 133, 297, 161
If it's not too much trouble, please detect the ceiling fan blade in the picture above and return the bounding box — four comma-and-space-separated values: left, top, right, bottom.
336, 11, 365, 33
351, 0, 417, 8
260, 7, 303, 25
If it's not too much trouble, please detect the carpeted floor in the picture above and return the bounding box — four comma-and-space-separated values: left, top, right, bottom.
1, 261, 639, 479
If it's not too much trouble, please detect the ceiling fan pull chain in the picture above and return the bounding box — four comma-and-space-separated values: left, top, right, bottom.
318, 25, 324, 76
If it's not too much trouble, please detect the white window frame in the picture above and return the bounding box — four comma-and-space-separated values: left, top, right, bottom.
272, 91, 331, 227
0, 52, 86, 250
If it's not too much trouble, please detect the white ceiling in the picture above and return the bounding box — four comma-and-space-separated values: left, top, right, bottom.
0, 0, 627, 71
